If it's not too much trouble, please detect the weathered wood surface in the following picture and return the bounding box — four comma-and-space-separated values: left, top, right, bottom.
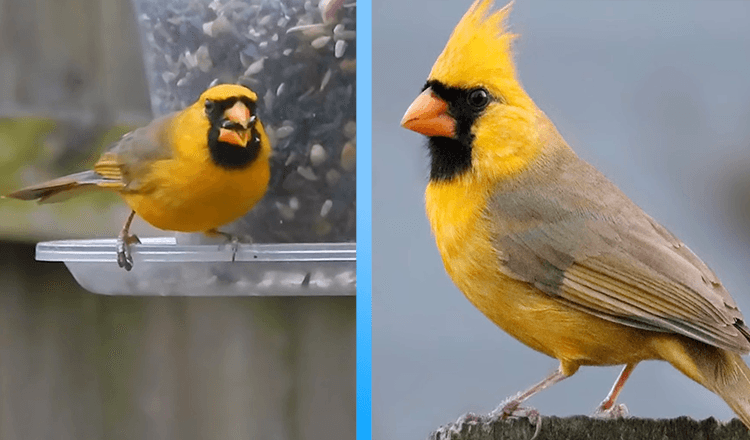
430, 414, 750, 440
0, 241, 355, 440
0, 0, 151, 239
0, 0, 151, 122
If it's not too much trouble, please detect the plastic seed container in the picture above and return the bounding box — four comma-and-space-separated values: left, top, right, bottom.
37, 238, 355, 296
39, 0, 356, 295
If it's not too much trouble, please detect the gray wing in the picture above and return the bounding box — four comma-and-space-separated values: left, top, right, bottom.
488, 118, 750, 354
93, 113, 176, 192
5, 114, 177, 204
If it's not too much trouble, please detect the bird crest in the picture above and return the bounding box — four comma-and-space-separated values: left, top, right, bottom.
429, 0, 520, 99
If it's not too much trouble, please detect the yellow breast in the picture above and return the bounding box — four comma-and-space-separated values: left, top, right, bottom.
425, 178, 659, 371
122, 153, 269, 233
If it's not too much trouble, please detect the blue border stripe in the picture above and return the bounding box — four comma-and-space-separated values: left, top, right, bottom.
356, 0, 372, 438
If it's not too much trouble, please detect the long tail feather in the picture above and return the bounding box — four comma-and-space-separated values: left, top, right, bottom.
657, 336, 750, 428
5, 170, 116, 204
711, 352, 750, 428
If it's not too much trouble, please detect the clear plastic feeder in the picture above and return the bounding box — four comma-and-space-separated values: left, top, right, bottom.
37, 0, 357, 295
37, 238, 355, 295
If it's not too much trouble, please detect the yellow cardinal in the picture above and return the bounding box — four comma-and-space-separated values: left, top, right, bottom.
402, 0, 750, 428
7, 84, 271, 271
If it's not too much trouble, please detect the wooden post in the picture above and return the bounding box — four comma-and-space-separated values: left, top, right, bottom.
430, 415, 750, 440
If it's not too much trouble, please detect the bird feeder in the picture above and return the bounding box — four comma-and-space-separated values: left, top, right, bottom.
37, 0, 357, 296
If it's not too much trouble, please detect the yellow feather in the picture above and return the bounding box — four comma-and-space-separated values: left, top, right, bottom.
430, 1, 523, 104
427, 0, 540, 183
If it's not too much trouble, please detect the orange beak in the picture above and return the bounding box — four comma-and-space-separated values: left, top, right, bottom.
400, 88, 455, 138
219, 127, 250, 146
224, 101, 251, 128
218, 101, 253, 147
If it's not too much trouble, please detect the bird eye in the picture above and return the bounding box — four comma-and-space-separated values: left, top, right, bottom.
204, 99, 215, 113
466, 88, 490, 110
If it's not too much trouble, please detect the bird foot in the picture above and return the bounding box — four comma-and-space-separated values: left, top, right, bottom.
116, 233, 141, 271
593, 402, 629, 419
229, 236, 239, 262
206, 229, 242, 262
490, 398, 542, 440
455, 412, 483, 425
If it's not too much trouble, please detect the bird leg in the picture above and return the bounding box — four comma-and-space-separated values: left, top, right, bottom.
490, 368, 569, 439
117, 210, 140, 271
205, 228, 240, 262
594, 363, 636, 418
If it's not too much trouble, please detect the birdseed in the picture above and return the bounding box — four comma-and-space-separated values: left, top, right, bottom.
132, 0, 356, 243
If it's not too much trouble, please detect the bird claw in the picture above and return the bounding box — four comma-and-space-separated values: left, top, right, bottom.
206, 229, 243, 262
593, 402, 629, 419
455, 412, 482, 425
229, 236, 239, 262
490, 399, 543, 440
116, 234, 140, 271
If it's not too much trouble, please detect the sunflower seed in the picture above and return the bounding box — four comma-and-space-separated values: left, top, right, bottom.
320, 68, 332, 91
289, 197, 300, 210
334, 40, 346, 58
320, 199, 333, 218
244, 57, 264, 76
340, 142, 355, 172
275, 124, 294, 139
311, 35, 331, 49
310, 144, 327, 167
297, 166, 318, 181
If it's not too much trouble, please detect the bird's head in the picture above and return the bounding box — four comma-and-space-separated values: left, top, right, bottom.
401, 0, 540, 184
199, 84, 267, 169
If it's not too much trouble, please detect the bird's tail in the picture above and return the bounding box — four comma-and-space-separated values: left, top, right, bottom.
708, 351, 750, 429
5, 170, 114, 204
657, 336, 750, 428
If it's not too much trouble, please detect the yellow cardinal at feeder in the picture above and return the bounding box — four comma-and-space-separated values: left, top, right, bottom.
7, 84, 271, 271
401, 0, 750, 429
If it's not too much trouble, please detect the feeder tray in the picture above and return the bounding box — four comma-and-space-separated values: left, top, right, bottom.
37, 237, 355, 296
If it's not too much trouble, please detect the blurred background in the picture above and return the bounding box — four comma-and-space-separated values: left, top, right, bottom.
0, 0, 354, 439
373, 1, 750, 440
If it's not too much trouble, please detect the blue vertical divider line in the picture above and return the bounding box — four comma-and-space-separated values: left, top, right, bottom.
356, 0, 372, 438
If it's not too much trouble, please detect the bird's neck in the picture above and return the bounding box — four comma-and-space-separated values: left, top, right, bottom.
426, 173, 490, 256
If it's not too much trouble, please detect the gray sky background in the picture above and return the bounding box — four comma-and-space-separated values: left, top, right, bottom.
373, 2, 750, 440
